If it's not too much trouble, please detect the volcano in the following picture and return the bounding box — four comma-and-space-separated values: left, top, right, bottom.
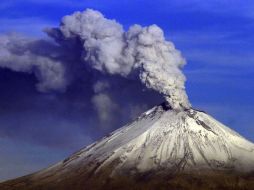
1, 102, 254, 190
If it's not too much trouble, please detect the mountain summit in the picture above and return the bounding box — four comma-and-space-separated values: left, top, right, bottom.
1, 103, 254, 190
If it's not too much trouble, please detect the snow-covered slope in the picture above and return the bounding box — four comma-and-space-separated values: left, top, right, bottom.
34, 102, 254, 179
1, 102, 254, 190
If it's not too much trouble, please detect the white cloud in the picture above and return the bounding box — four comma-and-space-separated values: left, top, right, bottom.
168, 30, 254, 68
185, 49, 254, 67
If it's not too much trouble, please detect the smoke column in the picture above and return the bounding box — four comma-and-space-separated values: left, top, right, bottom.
48, 9, 190, 109
0, 9, 190, 110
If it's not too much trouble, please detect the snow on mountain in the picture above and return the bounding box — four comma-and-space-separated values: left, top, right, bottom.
34, 102, 254, 179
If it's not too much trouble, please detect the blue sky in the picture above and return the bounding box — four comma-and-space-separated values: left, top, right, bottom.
0, 0, 254, 181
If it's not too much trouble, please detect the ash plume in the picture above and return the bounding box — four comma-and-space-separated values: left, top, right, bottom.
47, 9, 190, 109
0, 9, 190, 111
0, 34, 68, 92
